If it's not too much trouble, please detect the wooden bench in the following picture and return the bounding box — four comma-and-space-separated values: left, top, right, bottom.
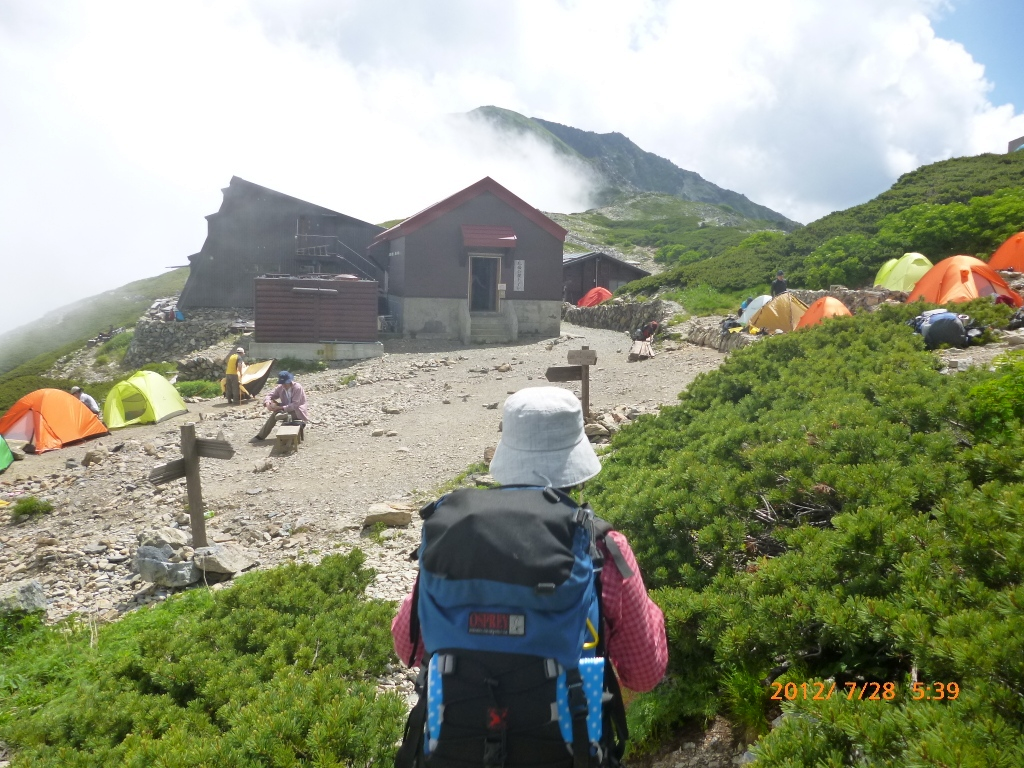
274, 425, 303, 452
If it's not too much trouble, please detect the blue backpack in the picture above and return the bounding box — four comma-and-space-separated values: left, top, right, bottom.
395, 486, 631, 768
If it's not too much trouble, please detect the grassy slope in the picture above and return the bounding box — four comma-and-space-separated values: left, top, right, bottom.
548, 193, 786, 266
0, 268, 189, 379
625, 151, 1024, 295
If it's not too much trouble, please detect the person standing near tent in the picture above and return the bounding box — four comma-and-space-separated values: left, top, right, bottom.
255, 371, 308, 440
771, 270, 788, 297
224, 347, 246, 405
70, 386, 102, 420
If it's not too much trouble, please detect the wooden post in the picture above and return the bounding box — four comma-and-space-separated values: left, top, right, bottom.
580, 348, 590, 419
564, 346, 597, 420
180, 423, 208, 548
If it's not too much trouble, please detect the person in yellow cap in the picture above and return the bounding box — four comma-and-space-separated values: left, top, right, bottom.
224, 347, 246, 405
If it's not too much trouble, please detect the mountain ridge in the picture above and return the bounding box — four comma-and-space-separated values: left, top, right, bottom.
468, 105, 797, 227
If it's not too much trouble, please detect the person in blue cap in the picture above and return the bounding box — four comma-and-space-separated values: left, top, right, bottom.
254, 370, 308, 440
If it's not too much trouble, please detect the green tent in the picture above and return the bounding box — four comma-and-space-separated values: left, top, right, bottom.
873, 258, 899, 288
104, 371, 188, 429
0, 435, 13, 473
874, 252, 933, 292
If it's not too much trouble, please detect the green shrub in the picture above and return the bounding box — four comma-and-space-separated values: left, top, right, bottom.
588, 310, 1024, 763
663, 284, 767, 316
10, 496, 53, 519
174, 380, 222, 399
96, 330, 133, 362
277, 357, 328, 374
0, 552, 405, 766
92, 354, 110, 367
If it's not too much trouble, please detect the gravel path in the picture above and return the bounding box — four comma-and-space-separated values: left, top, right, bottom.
2, 324, 723, 612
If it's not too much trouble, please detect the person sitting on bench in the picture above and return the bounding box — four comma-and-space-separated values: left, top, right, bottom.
255, 371, 308, 440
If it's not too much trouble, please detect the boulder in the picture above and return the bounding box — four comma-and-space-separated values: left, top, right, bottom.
193, 543, 256, 574
82, 450, 106, 467
140, 526, 191, 549
135, 543, 200, 587
364, 503, 413, 528
0, 579, 47, 614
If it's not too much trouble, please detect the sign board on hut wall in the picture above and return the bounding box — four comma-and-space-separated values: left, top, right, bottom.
514, 260, 525, 291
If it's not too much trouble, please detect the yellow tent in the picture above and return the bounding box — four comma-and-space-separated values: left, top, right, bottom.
748, 293, 809, 332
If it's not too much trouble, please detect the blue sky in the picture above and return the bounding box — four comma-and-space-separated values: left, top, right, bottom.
935, 0, 1024, 117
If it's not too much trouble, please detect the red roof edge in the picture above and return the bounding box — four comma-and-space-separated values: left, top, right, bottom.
369, 177, 567, 248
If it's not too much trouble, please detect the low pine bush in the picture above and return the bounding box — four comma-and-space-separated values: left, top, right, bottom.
10, 496, 53, 519
589, 307, 1024, 764
0, 551, 406, 766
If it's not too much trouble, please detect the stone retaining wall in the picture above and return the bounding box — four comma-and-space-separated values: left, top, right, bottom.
788, 286, 908, 311
123, 308, 252, 368
561, 299, 666, 334
683, 317, 760, 353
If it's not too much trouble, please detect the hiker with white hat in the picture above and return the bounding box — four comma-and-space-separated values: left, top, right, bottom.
224, 347, 246, 405
391, 387, 668, 753
70, 386, 101, 417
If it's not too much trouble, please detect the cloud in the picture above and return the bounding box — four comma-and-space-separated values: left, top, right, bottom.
1, 0, 1022, 333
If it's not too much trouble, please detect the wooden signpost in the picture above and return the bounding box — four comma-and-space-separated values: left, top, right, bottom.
546, 345, 597, 418
148, 423, 234, 548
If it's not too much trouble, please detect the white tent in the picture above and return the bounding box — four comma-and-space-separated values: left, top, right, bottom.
739, 295, 773, 325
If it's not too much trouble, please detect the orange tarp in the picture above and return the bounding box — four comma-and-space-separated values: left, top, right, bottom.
0, 389, 108, 453
796, 296, 853, 329
577, 287, 613, 307
907, 255, 1023, 308
988, 232, 1024, 271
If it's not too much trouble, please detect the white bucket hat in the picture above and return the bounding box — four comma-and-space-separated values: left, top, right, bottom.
489, 387, 601, 488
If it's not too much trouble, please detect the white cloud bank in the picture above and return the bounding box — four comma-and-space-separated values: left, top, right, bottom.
0, 0, 1022, 332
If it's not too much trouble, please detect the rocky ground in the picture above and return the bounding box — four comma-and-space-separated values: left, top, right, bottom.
1, 323, 732, 760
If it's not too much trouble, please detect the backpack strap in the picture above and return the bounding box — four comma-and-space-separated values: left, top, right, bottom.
407, 575, 421, 667
591, 514, 630, 763
394, 665, 429, 768
565, 666, 592, 768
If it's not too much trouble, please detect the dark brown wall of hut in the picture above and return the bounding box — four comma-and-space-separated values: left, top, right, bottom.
393, 192, 563, 301
179, 178, 383, 309
254, 276, 378, 343
562, 256, 649, 305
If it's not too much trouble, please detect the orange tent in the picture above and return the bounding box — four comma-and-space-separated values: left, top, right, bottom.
987, 232, 1024, 271
907, 255, 1023, 307
0, 389, 108, 453
577, 287, 613, 307
796, 296, 853, 329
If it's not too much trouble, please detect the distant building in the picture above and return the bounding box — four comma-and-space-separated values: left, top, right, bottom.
562, 251, 650, 306
178, 177, 384, 309
1009, 136, 1024, 153
367, 177, 567, 342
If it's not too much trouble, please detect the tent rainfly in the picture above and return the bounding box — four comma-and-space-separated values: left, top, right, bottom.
103, 371, 188, 429
796, 296, 853, 329
908, 255, 1023, 307
749, 293, 810, 332
220, 359, 276, 400
739, 294, 773, 325
0, 389, 108, 453
987, 232, 1024, 272
577, 287, 613, 307
874, 253, 933, 292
